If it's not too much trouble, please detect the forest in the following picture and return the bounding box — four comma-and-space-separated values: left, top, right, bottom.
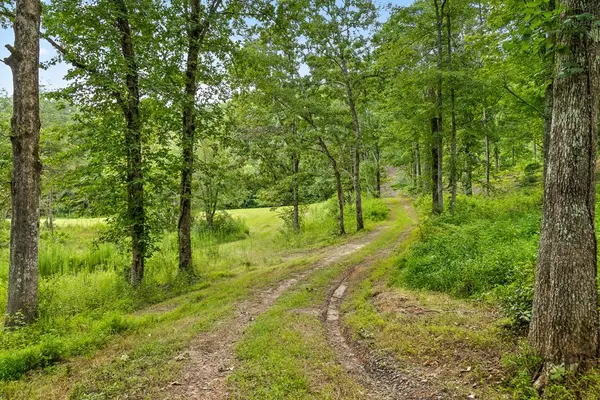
0, 0, 599, 398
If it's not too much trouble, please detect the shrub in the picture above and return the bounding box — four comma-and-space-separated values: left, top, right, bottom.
276, 205, 308, 232
195, 211, 249, 243
519, 162, 542, 187
362, 197, 390, 222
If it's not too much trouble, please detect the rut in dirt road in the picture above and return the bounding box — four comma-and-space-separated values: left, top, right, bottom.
163, 226, 386, 400
324, 199, 448, 400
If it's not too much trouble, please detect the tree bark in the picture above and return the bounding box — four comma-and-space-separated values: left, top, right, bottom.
432, 0, 445, 215
494, 145, 499, 171
4, 0, 42, 327
431, 116, 442, 213
423, 143, 431, 193
446, 7, 458, 214
415, 141, 421, 187
46, 188, 54, 238
113, 0, 145, 287
464, 141, 473, 196
346, 82, 364, 231
543, 82, 553, 182
318, 137, 345, 235
543, 0, 556, 184
529, 0, 600, 371
291, 152, 300, 232
178, 0, 202, 273
178, 0, 222, 272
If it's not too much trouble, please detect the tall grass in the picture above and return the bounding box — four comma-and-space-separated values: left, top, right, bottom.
396, 189, 542, 298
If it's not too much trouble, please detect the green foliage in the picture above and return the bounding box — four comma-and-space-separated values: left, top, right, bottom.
399, 189, 541, 298
520, 162, 543, 187
0, 203, 359, 382
362, 197, 390, 222
195, 211, 250, 243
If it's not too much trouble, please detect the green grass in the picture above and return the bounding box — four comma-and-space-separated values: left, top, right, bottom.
0, 198, 389, 395
342, 226, 511, 399
380, 179, 600, 399
228, 198, 407, 399
399, 189, 542, 299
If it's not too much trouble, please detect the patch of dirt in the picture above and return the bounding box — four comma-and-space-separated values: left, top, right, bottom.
162, 224, 386, 399
373, 292, 439, 316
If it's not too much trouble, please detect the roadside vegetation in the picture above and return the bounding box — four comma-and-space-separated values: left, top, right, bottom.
342, 165, 600, 399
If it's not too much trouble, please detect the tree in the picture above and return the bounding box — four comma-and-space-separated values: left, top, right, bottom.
44, 0, 170, 286
304, 0, 378, 231
178, 0, 225, 273
3, 0, 42, 326
431, 0, 445, 214
529, 0, 600, 382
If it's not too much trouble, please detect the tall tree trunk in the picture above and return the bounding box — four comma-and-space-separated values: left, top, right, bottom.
318, 137, 345, 235
346, 82, 364, 231
46, 188, 54, 239
178, 0, 202, 273
464, 141, 473, 196
432, 0, 445, 215
423, 144, 431, 193
529, 0, 600, 376
431, 116, 442, 213
543, 83, 553, 181
494, 145, 499, 171
543, 0, 556, 183
483, 109, 490, 196
4, 0, 42, 327
415, 141, 421, 187
178, 0, 221, 273
374, 143, 381, 198
446, 7, 458, 214
113, 0, 145, 287
291, 152, 300, 232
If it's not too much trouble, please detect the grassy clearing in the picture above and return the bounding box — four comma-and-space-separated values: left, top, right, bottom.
0, 198, 389, 397
228, 198, 410, 399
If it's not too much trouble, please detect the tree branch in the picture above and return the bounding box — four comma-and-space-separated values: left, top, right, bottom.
503, 82, 545, 118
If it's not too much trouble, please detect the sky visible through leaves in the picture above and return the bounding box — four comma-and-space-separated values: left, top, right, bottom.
0, 0, 413, 94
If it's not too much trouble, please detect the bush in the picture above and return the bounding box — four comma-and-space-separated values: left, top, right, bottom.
519, 162, 542, 187
195, 211, 249, 243
362, 197, 390, 222
495, 264, 534, 330
0, 220, 9, 248
276, 205, 308, 232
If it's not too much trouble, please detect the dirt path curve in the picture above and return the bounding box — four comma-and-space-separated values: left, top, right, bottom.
324, 199, 447, 400
164, 225, 388, 399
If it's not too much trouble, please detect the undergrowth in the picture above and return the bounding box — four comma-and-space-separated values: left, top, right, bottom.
393, 177, 600, 398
